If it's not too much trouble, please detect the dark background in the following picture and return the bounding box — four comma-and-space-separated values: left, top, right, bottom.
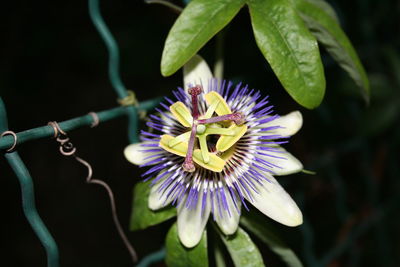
0, 0, 399, 266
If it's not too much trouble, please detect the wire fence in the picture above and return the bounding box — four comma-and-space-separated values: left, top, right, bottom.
0, 0, 161, 266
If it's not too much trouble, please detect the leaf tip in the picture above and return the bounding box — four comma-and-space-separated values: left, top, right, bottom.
161, 60, 174, 77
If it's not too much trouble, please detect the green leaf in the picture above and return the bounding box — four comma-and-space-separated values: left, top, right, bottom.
161, 0, 246, 76
130, 180, 176, 231
248, 0, 325, 109
295, 0, 370, 102
241, 212, 303, 267
220, 226, 265, 267
165, 223, 208, 267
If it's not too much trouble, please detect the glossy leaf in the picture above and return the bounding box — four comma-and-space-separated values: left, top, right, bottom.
130, 180, 176, 231
241, 212, 303, 267
161, 0, 246, 76
248, 0, 325, 109
220, 226, 264, 267
165, 223, 208, 267
295, 0, 370, 102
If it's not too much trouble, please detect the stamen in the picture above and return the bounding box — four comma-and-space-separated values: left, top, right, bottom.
204, 98, 220, 119
188, 85, 202, 119
182, 122, 197, 172
198, 112, 245, 125
168, 131, 191, 147
205, 128, 235, 136
198, 135, 210, 163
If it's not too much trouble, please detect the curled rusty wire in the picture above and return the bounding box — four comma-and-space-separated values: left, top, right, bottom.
48, 121, 137, 263
88, 112, 100, 128
0, 130, 17, 152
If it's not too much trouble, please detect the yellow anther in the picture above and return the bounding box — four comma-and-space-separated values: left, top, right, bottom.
193, 149, 225, 172
198, 135, 210, 163
205, 127, 235, 136
159, 134, 225, 172
160, 135, 187, 157
216, 124, 248, 152
170, 102, 193, 127
205, 92, 231, 116
204, 98, 220, 119
168, 131, 191, 148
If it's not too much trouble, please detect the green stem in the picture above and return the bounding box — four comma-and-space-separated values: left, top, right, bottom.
0, 98, 161, 150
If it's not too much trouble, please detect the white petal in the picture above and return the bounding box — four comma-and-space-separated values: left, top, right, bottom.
177, 189, 211, 248
183, 54, 213, 93
245, 175, 302, 227
148, 178, 174, 210
124, 142, 159, 166
213, 187, 241, 235
257, 146, 303, 176
256, 111, 303, 137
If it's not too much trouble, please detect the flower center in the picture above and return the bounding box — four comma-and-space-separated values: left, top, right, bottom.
159, 86, 248, 173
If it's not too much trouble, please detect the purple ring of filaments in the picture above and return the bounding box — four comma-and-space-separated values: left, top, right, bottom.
139, 79, 289, 219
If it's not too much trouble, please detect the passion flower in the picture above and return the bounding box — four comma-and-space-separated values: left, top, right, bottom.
125, 56, 304, 248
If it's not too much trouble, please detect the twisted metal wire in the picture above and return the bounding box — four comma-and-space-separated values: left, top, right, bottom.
48, 121, 138, 263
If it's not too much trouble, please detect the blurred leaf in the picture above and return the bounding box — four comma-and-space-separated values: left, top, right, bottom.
359, 96, 400, 137
215, 243, 227, 267
241, 212, 303, 267
368, 73, 392, 99
302, 0, 340, 23
130, 180, 176, 231
219, 226, 264, 267
165, 223, 208, 267
382, 46, 400, 86
248, 0, 325, 109
161, 0, 245, 76
296, 0, 370, 103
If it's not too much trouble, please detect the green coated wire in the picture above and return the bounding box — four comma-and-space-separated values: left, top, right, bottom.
88, 0, 140, 143
0, 98, 161, 150
88, 0, 127, 99
6, 153, 60, 267
0, 98, 60, 267
0, 2, 164, 265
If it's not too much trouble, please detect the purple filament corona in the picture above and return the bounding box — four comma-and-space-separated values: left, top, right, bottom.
140, 79, 290, 219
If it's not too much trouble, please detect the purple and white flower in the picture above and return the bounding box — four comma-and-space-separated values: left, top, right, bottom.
125, 55, 304, 248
